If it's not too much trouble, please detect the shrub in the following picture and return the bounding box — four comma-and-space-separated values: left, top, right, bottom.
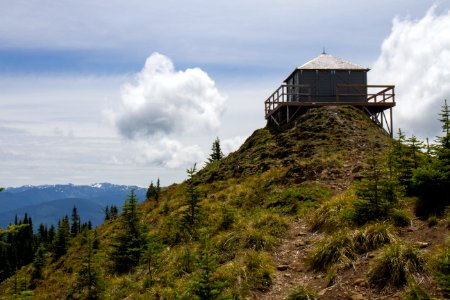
352, 222, 397, 253
286, 285, 317, 300
403, 283, 431, 300
307, 230, 355, 272
433, 245, 450, 293
389, 208, 411, 227
368, 242, 426, 289
308, 192, 354, 233
427, 215, 438, 227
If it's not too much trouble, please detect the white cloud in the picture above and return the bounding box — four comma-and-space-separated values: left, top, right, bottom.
134, 139, 204, 169
113, 52, 226, 139
370, 5, 450, 139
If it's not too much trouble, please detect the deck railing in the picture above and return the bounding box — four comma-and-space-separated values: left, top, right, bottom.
264, 84, 395, 118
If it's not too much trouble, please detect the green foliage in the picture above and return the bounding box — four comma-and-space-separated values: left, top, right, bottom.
146, 179, 161, 201
54, 215, 70, 260
70, 206, 80, 237
351, 153, 401, 225
404, 283, 431, 300
240, 250, 273, 291
307, 230, 355, 272
180, 164, 203, 237
426, 215, 438, 227
218, 204, 235, 230
69, 230, 105, 299
188, 236, 227, 299
208, 137, 224, 164
286, 285, 317, 300
110, 190, 147, 273
412, 100, 450, 217
368, 242, 425, 289
433, 245, 450, 293
142, 234, 164, 283
266, 184, 331, 215
309, 191, 354, 232
352, 222, 397, 253
308, 223, 396, 272
389, 208, 411, 227
31, 245, 45, 280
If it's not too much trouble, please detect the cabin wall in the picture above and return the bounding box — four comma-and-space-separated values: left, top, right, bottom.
286, 69, 367, 102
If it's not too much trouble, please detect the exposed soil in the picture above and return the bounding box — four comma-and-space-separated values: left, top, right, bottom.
255, 209, 449, 300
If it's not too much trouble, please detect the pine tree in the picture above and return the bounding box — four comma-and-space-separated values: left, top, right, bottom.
352, 151, 400, 225
70, 230, 104, 299
146, 181, 156, 200
110, 190, 147, 273
189, 235, 225, 299
142, 234, 164, 283
71, 206, 80, 237
412, 99, 450, 216
181, 164, 202, 232
155, 178, 161, 201
406, 135, 425, 169
208, 137, 224, 164
54, 216, 70, 260
31, 244, 45, 280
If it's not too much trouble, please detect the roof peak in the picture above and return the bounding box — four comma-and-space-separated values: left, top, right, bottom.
298, 53, 369, 71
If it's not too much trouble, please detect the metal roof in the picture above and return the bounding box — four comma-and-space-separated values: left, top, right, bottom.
297, 53, 369, 70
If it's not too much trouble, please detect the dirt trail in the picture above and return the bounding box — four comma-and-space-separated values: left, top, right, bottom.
254, 214, 449, 300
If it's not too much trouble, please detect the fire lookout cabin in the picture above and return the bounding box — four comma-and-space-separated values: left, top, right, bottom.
264, 53, 395, 137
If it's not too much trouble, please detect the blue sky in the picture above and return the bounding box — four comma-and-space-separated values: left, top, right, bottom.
1, 0, 450, 187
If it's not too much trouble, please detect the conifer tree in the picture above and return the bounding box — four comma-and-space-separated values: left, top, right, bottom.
71, 206, 81, 237
70, 230, 104, 299
412, 99, 450, 216
54, 215, 70, 260
189, 235, 225, 299
155, 178, 161, 201
31, 244, 45, 280
146, 181, 156, 200
208, 137, 224, 164
142, 234, 164, 283
181, 164, 202, 233
110, 190, 147, 273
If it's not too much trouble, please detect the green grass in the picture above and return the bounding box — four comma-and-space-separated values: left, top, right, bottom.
433, 244, 450, 293
285, 285, 317, 300
368, 242, 426, 289
307, 223, 397, 272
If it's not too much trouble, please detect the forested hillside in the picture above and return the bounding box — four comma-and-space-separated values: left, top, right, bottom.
0, 105, 448, 299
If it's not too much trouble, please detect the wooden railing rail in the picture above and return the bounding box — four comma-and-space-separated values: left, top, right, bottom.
265, 84, 395, 117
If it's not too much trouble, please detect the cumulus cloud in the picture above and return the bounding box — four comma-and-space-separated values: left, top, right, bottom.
113, 52, 226, 139
133, 139, 204, 169
370, 6, 450, 139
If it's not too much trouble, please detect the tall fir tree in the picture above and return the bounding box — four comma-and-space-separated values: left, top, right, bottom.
71, 206, 81, 237
181, 164, 202, 234
208, 137, 224, 164
110, 190, 147, 273
54, 215, 70, 260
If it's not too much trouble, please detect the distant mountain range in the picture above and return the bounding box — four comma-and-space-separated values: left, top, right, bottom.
0, 183, 147, 229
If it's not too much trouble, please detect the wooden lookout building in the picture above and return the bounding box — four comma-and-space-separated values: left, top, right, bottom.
264, 53, 395, 136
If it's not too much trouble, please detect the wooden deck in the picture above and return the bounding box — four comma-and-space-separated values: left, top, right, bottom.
264, 84, 395, 136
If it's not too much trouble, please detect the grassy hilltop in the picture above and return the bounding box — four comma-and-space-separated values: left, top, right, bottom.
0, 105, 448, 299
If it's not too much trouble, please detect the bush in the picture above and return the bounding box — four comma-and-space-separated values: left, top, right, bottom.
286, 285, 317, 300
404, 283, 431, 300
368, 242, 426, 289
433, 245, 450, 293
308, 192, 354, 233
352, 222, 397, 253
241, 250, 273, 292
307, 230, 355, 272
427, 215, 438, 227
389, 208, 411, 227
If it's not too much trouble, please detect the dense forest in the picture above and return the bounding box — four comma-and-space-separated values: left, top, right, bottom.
0, 103, 449, 299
